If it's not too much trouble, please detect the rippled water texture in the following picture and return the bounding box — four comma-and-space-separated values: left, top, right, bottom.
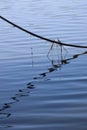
0, 0, 87, 130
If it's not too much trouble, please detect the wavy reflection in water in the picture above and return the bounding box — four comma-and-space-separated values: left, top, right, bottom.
0, 82, 34, 120
0, 49, 87, 128
34, 50, 87, 79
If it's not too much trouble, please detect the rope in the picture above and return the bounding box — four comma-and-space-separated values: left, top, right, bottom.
0, 16, 87, 48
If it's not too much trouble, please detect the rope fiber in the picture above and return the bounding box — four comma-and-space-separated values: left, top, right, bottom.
0, 16, 87, 48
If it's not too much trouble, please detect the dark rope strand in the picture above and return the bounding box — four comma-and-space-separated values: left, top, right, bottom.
0, 16, 87, 48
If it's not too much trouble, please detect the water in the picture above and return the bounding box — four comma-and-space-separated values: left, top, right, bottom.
0, 0, 87, 129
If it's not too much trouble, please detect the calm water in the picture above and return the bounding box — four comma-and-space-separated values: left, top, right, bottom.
0, 0, 87, 130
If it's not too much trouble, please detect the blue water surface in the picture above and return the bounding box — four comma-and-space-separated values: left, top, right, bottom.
0, 0, 87, 130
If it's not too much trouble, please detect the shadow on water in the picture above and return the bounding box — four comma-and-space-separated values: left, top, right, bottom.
0, 47, 87, 128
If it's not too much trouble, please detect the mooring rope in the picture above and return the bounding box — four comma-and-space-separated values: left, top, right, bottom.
0, 16, 87, 48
